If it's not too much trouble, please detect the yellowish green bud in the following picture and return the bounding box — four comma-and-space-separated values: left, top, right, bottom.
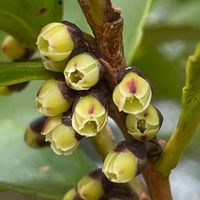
42, 114, 80, 155
0, 82, 29, 96
102, 141, 146, 183
0, 86, 12, 95
36, 22, 83, 66
36, 79, 73, 116
102, 150, 138, 183
64, 53, 103, 90
63, 188, 82, 200
72, 95, 108, 137
24, 116, 48, 148
113, 71, 152, 114
77, 169, 104, 200
1, 35, 27, 60
126, 105, 163, 141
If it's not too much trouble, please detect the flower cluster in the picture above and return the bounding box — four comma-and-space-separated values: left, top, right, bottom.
23, 19, 164, 199
34, 21, 107, 155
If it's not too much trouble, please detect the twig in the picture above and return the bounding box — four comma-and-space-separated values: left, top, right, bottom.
143, 162, 172, 200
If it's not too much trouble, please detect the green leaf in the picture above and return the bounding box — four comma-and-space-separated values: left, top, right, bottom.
163, 1, 200, 27
0, 62, 60, 87
149, 0, 200, 27
63, 0, 152, 64
133, 25, 200, 99
0, 82, 95, 199
115, 0, 152, 64
0, 191, 48, 200
0, 0, 63, 49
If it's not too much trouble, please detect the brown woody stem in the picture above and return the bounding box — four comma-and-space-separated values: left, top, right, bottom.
78, 0, 172, 199
143, 162, 172, 200
78, 0, 126, 87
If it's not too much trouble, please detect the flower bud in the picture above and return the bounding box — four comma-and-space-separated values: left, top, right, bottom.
0, 82, 29, 96
1, 35, 27, 60
77, 169, 104, 200
126, 105, 163, 141
103, 150, 137, 183
102, 141, 146, 183
63, 188, 82, 200
24, 116, 48, 148
72, 95, 108, 137
113, 71, 152, 114
36, 22, 83, 65
0, 86, 12, 95
36, 79, 73, 116
42, 114, 81, 155
64, 53, 103, 90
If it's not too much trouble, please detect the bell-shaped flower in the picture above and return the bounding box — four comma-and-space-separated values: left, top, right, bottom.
113, 71, 152, 114
36, 79, 73, 116
126, 105, 163, 141
42, 115, 80, 155
102, 141, 146, 183
64, 53, 103, 90
72, 95, 108, 137
37, 21, 83, 71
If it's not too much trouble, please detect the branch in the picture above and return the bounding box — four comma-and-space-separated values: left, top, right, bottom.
78, 1, 172, 199
155, 43, 200, 177
78, 0, 126, 87
143, 162, 172, 200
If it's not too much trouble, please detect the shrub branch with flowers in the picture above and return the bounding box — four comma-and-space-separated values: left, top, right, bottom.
1, 1, 200, 200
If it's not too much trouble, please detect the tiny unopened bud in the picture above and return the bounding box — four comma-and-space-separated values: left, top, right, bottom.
63, 188, 82, 200
72, 95, 108, 137
77, 169, 104, 200
0, 82, 29, 96
42, 114, 80, 155
64, 53, 103, 90
113, 71, 152, 114
36, 22, 83, 69
24, 116, 48, 148
126, 105, 163, 141
1, 35, 28, 60
0, 86, 12, 95
36, 79, 73, 116
102, 141, 146, 183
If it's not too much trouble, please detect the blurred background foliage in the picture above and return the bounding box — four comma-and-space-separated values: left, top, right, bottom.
0, 0, 200, 199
